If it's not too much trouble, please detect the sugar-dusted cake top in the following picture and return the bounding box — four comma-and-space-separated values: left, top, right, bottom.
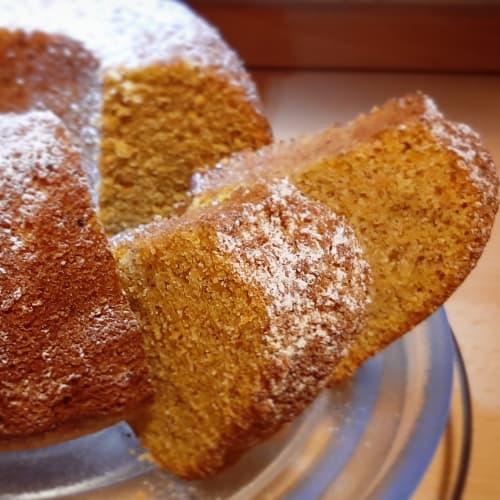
0, 111, 150, 444
215, 182, 369, 348
0, 0, 261, 106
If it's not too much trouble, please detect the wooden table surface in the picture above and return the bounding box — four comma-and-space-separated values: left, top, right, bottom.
252, 70, 500, 499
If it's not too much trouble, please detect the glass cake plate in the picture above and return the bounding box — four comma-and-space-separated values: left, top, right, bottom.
0, 308, 467, 500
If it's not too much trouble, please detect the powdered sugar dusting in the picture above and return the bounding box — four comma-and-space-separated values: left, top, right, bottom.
0, 111, 65, 187
0, 110, 151, 439
0, 112, 67, 260
1, 0, 262, 109
430, 119, 497, 201
418, 93, 444, 122
216, 180, 371, 400
416, 94, 497, 202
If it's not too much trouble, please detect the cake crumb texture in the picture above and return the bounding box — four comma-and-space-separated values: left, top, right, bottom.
192, 93, 499, 382
112, 179, 370, 478
99, 62, 271, 234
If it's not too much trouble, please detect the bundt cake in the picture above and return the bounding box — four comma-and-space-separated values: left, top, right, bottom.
111, 179, 371, 479
0, 0, 272, 234
0, 111, 151, 450
191, 93, 499, 382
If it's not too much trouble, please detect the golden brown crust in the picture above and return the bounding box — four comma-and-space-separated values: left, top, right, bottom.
0, 111, 151, 447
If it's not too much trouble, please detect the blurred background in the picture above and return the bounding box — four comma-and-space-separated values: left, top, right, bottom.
193, 0, 499, 72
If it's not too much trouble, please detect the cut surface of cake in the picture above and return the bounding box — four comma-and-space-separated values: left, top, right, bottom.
0, 0, 272, 233
192, 93, 499, 382
0, 111, 151, 450
112, 179, 371, 478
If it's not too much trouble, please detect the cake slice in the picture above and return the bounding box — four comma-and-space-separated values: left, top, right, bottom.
191, 93, 499, 382
112, 179, 371, 478
0, 111, 151, 450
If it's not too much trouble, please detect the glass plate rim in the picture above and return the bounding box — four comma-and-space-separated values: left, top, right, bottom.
375, 307, 454, 499
283, 307, 454, 500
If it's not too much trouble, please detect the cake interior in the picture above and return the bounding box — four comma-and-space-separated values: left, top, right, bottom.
99, 62, 271, 235
290, 124, 482, 380
114, 224, 270, 478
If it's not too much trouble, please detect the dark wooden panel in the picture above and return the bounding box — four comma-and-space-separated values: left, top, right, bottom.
191, 3, 500, 72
